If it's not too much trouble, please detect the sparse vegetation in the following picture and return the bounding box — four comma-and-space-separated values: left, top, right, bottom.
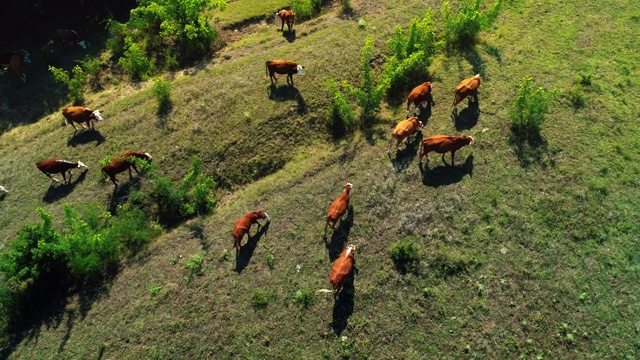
389, 237, 422, 274
151, 77, 172, 112
293, 289, 314, 309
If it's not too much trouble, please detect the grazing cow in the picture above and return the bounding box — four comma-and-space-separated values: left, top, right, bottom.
407, 81, 435, 114
388, 117, 423, 154
56, 29, 86, 49
266, 60, 303, 86
62, 106, 103, 131
275, 9, 295, 32
232, 211, 271, 251
0, 185, 7, 194
452, 74, 481, 112
101, 151, 152, 187
36, 159, 88, 185
330, 244, 357, 299
418, 135, 473, 167
1, 50, 30, 83
324, 183, 352, 239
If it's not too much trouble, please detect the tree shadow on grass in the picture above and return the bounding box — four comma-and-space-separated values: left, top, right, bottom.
362, 126, 386, 146
267, 84, 306, 114
420, 155, 474, 187
42, 170, 88, 203
509, 132, 559, 169
156, 101, 173, 132
235, 222, 270, 274
67, 129, 105, 147
326, 205, 354, 262
452, 101, 480, 131
331, 265, 356, 336
107, 177, 142, 214
389, 132, 423, 173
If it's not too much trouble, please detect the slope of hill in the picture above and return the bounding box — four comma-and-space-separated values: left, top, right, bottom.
1, 0, 639, 358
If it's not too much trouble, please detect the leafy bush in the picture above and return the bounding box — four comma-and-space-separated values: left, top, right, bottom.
294, 289, 315, 309
105, 204, 158, 250
389, 237, 422, 274
185, 252, 205, 279
118, 40, 155, 80
326, 78, 356, 137
152, 176, 188, 225
566, 88, 587, 109
342, 38, 386, 127
109, 0, 227, 76
266, 254, 275, 270
381, 12, 440, 96
251, 290, 271, 309
509, 76, 559, 140
49, 65, 86, 105
441, 0, 502, 48
151, 77, 172, 111
292, 0, 322, 21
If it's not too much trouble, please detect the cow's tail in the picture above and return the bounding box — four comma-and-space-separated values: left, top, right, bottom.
316, 289, 333, 294
265, 61, 268, 79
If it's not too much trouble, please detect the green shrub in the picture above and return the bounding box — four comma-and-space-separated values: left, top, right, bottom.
566, 88, 587, 109
151, 77, 172, 111
251, 290, 271, 309
509, 76, 559, 140
326, 78, 356, 137
185, 252, 205, 279
577, 73, 593, 87
442, 0, 502, 48
430, 244, 482, 277
266, 254, 275, 270
292, 0, 322, 21
105, 204, 158, 250
342, 38, 386, 127
119, 40, 155, 80
294, 289, 315, 309
389, 237, 422, 274
152, 176, 188, 225
49, 65, 86, 105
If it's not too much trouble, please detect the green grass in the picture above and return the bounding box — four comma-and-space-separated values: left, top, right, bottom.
1, 0, 640, 358
212, 0, 291, 26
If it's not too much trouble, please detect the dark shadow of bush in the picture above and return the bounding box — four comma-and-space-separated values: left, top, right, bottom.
509, 131, 558, 169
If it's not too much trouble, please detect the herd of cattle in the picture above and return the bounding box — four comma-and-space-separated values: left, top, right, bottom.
1, 9, 482, 300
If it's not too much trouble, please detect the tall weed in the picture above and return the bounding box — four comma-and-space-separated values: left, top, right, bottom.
509, 76, 559, 141
326, 78, 355, 138
442, 0, 502, 48
49, 65, 86, 105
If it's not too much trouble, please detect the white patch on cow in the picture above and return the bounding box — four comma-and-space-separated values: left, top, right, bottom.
78, 40, 87, 49
297, 65, 303, 76
275, 12, 280, 19
346, 183, 353, 189
92, 110, 103, 121
77, 161, 88, 170
264, 213, 271, 222
345, 245, 355, 258
0, 185, 7, 194
468, 136, 474, 145
144, 152, 152, 160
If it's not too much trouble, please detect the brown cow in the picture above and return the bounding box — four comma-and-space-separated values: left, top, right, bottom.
330, 244, 356, 299
36, 159, 88, 185
324, 183, 352, 239
232, 211, 271, 251
56, 29, 86, 49
266, 60, 304, 86
275, 9, 295, 32
452, 74, 481, 113
418, 135, 473, 167
1, 50, 30, 83
388, 117, 423, 154
407, 81, 435, 114
62, 106, 103, 131
101, 151, 152, 187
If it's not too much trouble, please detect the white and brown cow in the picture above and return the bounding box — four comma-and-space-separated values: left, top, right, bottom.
266, 60, 303, 86
62, 106, 103, 131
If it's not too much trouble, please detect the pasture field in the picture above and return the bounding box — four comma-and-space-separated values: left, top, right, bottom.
1, 0, 640, 358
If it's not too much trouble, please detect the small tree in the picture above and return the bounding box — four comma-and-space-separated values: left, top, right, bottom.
151, 77, 172, 112
326, 78, 355, 138
509, 76, 559, 140
342, 37, 386, 127
49, 65, 86, 105
442, 0, 502, 48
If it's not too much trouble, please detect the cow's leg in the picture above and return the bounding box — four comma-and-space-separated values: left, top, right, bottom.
110, 175, 118, 187
441, 152, 447, 166
131, 164, 140, 175
281, 19, 285, 31
451, 150, 456, 166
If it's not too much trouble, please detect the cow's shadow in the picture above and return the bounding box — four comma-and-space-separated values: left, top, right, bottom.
452, 101, 480, 130
407, 96, 435, 122
42, 170, 88, 203
268, 84, 306, 114
281, 29, 296, 43
107, 177, 142, 214
420, 155, 474, 187
235, 222, 270, 274
0, 192, 6, 201
331, 264, 356, 336
389, 132, 423, 172
326, 205, 354, 262
67, 129, 105, 147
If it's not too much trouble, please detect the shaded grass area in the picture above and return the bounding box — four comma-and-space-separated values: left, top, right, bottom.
1, 0, 640, 358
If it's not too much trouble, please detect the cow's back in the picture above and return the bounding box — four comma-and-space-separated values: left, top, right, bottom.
455, 76, 481, 93
62, 106, 90, 120
424, 135, 454, 151
393, 118, 419, 138
330, 256, 353, 285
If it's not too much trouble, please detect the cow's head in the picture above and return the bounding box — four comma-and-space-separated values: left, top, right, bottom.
76, 161, 89, 171
463, 135, 474, 145
296, 65, 303, 76
258, 210, 271, 223
345, 183, 353, 192
144, 152, 153, 162
19, 49, 31, 64
275, 10, 283, 19
91, 110, 103, 121
345, 244, 356, 258
78, 40, 87, 49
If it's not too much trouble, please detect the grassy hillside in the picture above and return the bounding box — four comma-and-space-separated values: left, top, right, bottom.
2, 0, 640, 358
